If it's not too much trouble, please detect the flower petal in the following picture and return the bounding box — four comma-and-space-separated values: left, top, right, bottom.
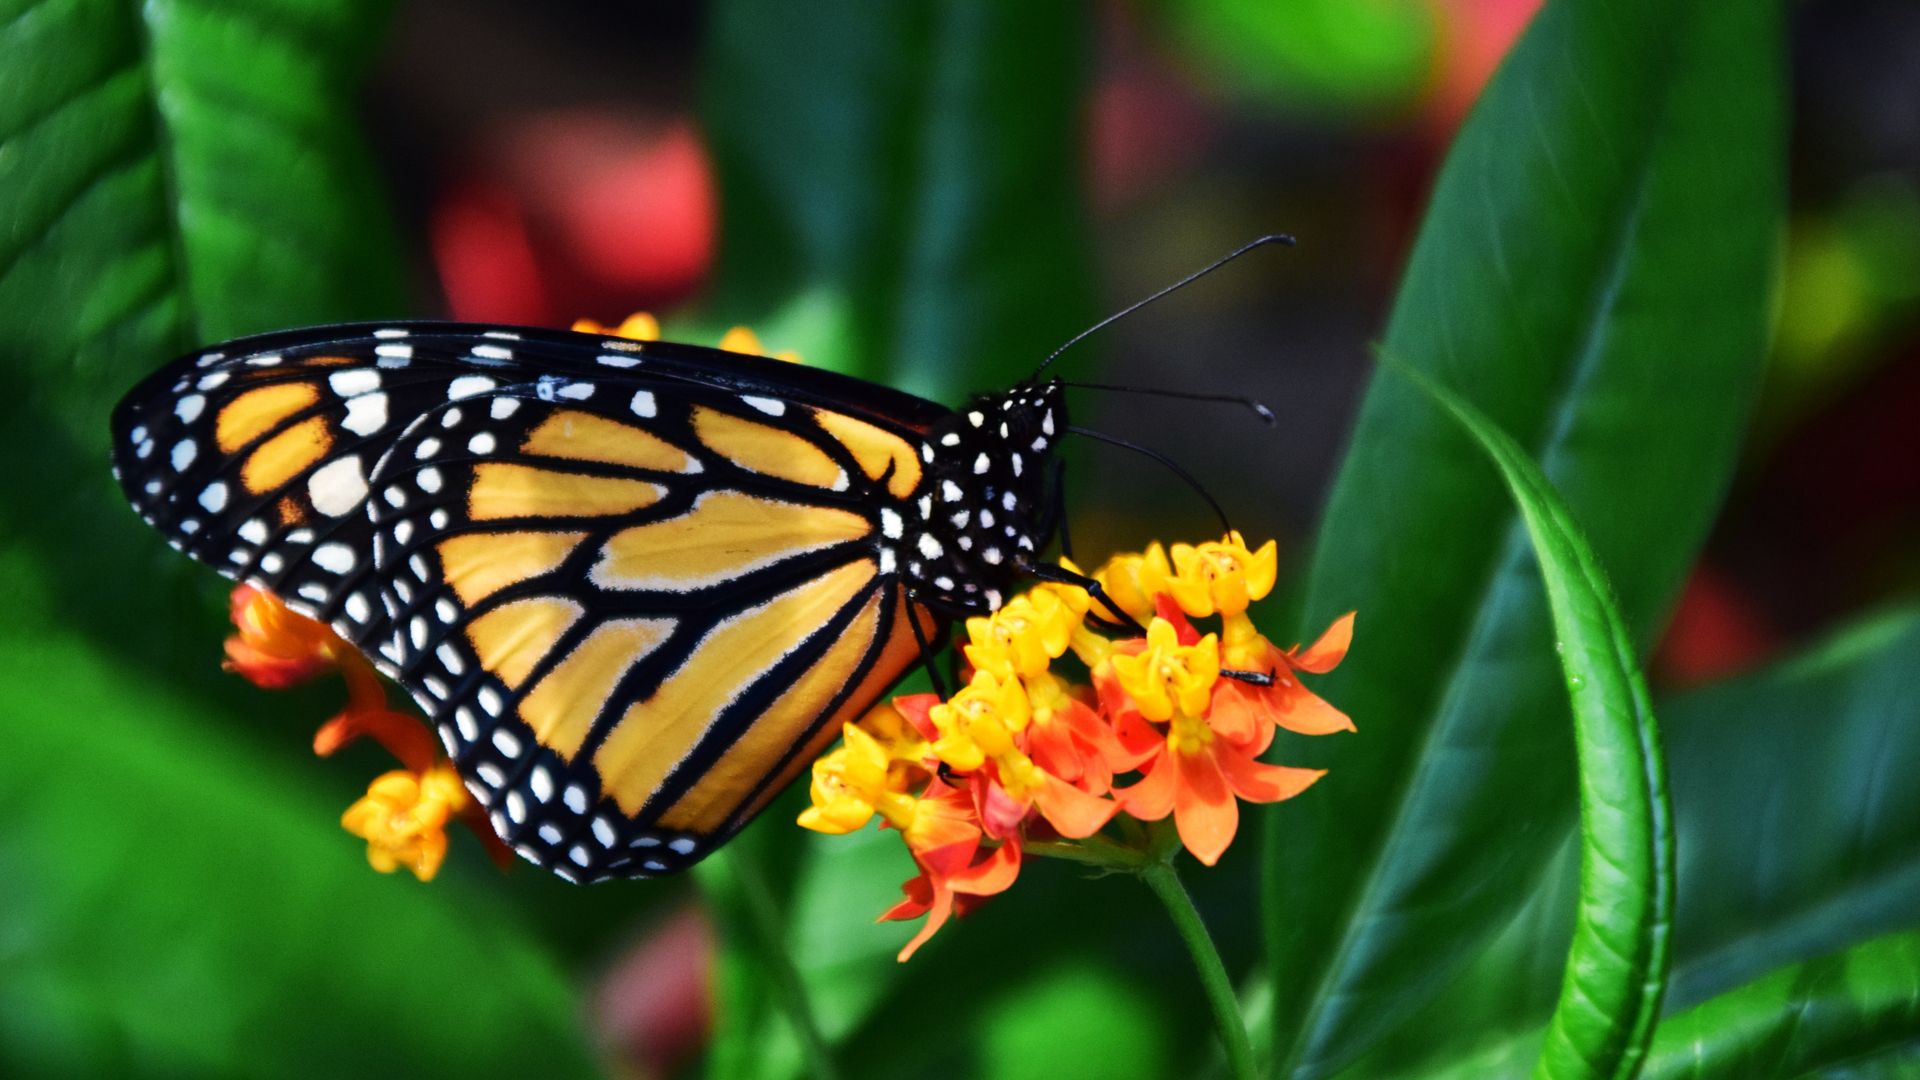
1218, 750, 1325, 804
949, 841, 1023, 897
1114, 749, 1177, 821
1172, 748, 1238, 866
1291, 611, 1355, 673
1032, 774, 1118, 839
1273, 683, 1356, 735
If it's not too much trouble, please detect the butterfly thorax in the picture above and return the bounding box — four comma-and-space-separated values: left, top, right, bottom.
894, 380, 1064, 612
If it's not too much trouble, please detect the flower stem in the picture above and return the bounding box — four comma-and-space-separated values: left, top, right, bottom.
1140, 860, 1256, 1080
724, 849, 843, 1080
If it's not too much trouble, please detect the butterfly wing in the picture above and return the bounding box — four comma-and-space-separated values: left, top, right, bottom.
112, 323, 946, 881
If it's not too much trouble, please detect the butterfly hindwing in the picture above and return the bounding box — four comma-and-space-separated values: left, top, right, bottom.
112, 323, 946, 880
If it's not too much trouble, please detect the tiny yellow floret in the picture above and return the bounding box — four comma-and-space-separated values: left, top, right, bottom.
1109, 619, 1221, 721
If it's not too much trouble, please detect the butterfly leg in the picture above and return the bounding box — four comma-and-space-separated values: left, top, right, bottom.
904, 588, 954, 699
1022, 561, 1147, 637
1040, 456, 1074, 562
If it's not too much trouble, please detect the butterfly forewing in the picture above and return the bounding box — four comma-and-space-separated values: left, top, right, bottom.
111, 324, 946, 881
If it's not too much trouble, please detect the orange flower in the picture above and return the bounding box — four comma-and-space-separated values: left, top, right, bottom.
877, 780, 1023, 962
801, 534, 1357, 958
223, 584, 345, 688
1210, 613, 1357, 744
222, 584, 510, 876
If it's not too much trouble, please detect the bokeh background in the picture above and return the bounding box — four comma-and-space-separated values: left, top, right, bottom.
2, 1, 1916, 1077
367, 0, 1919, 686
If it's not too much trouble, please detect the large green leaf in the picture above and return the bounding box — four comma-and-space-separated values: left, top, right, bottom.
1641, 929, 1920, 1080
0, 592, 600, 1080
1263, 0, 1783, 1072
0, 0, 406, 658
1338, 605, 1920, 1079
1661, 607, 1920, 1010
1399, 367, 1672, 1079
701, 0, 1093, 399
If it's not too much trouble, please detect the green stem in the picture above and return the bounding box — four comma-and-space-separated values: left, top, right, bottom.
1141, 860, 1257, 1080
725, 850, 843, 1080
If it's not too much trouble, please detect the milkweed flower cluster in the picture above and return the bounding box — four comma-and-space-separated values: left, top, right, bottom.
800, 533, 1356, 960
223, 584, 504, 880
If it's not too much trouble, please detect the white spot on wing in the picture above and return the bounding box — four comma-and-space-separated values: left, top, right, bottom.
175, 394, 205, 423
630, 390, 656, 418
448, 375, 496, 401
308, 456, 368, 517
341, 392, 388, 436
328, 369, 380, 397
742, 395, 784, 416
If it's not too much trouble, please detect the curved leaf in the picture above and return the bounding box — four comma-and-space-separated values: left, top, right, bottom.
1340, 605, 1920, 1080
1641, 930, 1920, 1080
1264, 0, 1783, 1072
1396, 365, 1672, 1080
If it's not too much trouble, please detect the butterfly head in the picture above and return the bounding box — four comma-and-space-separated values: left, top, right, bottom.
904, 380, 1064, 610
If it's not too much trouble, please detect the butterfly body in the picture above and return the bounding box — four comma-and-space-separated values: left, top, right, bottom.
110, 322, 1063, 881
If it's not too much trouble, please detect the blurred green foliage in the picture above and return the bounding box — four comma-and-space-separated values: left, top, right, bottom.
2, 0, 1917, 1077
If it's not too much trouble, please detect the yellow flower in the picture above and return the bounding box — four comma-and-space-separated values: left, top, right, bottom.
1165, 531, 1279, 618
798, 723, 920, 834
928, 670, 1032, 773
571, 312, 661, 341
340, 763, 470, 882
963, 587, 1084, 681
1093, 544, 1173, 625
1109, 618, 1221, 721
718, 325, 803, 364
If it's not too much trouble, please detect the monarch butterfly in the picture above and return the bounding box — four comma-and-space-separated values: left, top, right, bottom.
109, 316, 1098, 878
108, 240, 1287, 883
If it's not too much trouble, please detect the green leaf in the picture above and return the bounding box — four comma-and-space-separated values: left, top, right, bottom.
1394, 364, 1672, 1080
1333, 606, 1920, 1080
0, 0, 407, 656
0, 603, 600, 1080
1661, 607, 1920, 1010
1640, 929, 1920, 1080
700, 0, 1095, 399
1263, 0, 1783, 1072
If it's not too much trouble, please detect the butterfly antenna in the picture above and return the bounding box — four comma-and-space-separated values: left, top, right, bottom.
1058, 380, 1276, 426
1067, 425, 1232, 533
1030, 233, 1296, 381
